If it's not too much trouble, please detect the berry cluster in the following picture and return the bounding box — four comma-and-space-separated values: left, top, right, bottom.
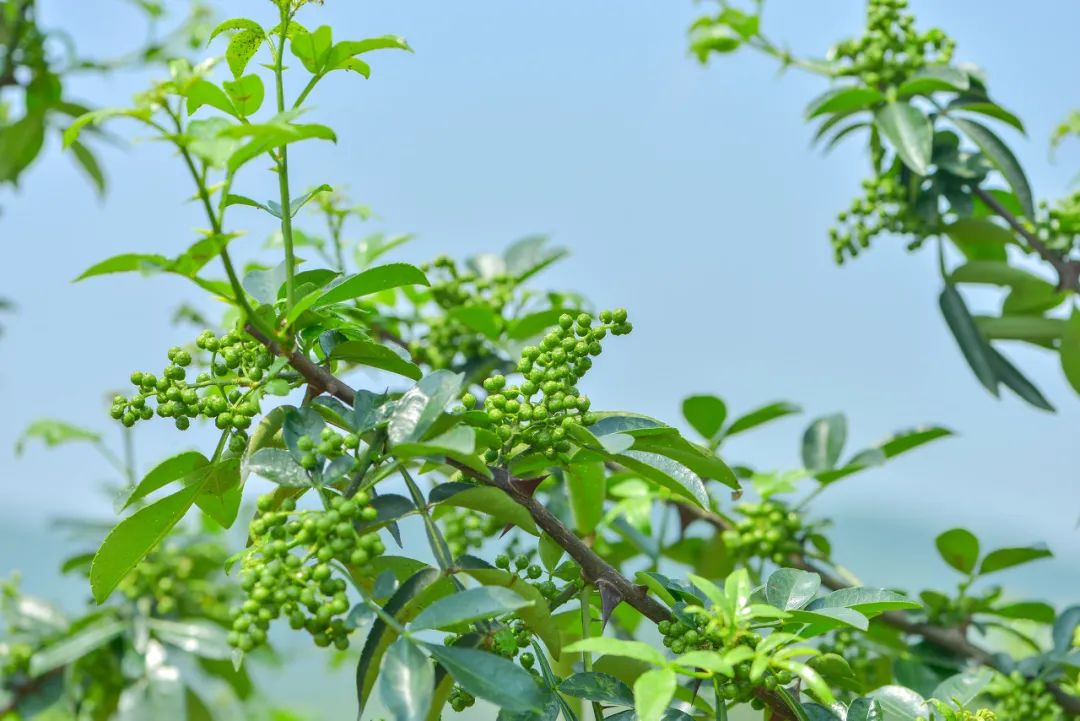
828, 170, 934, 263
829, 0, 955, 91
295, 427, 361, 471
444, 617, 533, 713
110, 330, 272, 446
719, 500, 805, 565
409, 256, 516, 369
991, 673, 1061, 721
465, 310, 631, 461
116, 539, 233, 621
442, 508, 502, 559
228, 493, 383, 653
1035, 194, 1080, 254
448, 685, 477, 713
494, 552, 581, 602
659, 616, 792, 704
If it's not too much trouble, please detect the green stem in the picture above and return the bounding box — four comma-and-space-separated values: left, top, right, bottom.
275, 9, 297, 312
163, 104, 273, 339
399, 466, 455, 572
293, 74, 321, 110
578, 586, 604, 721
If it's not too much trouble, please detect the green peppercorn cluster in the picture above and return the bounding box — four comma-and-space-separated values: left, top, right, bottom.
442, 508, 502, 558
1035, 194, 1080, 254
409, 255, 517, 369
991, 672, 1061, 721
448, 685, 477, 713
829, 0, 955, 90
659, 615, 793, 704
444, 617, 533, 713
116, 539, 233, 621
110, 330, 272, 445
294, 427, 361, 471
720, 500, 805, 564
828, 170, 934, 263
494, 552, 581, 602
228, 493, 383, 653
466, 309, 631, 461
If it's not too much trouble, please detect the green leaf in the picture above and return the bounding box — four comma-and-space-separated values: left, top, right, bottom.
458, 566, 560, 658
610, 450, 710, 507
805, 86, 883, 119
976, 315, 1064, 345
950, 260, 1045, 288
939, 284, 999, 396
953, 117, 1034, 217
243, 448, 310, 487
411, 587, 533, 630
15, 419, 100, 456
62, 107, 152, 148
208, 18, 263, 44
222, 74, 264, 116
147, 618, 233, 660
931, 669, 993, 707
945, 219, 1011, 261
380, 639, 434, 721
987, 345, 1055, 412
226, 29, 264, 77
449, 305, 502, 340
70, 141, 105, 196
432, 484, 539, 536
314, 263, 429, 307
388, 371, 464, 445
802, 414, 846, 472
766, 568, 821, 610
563, 638, 666, 667
874, 102, 934, 175
866, 686, 927, 721
186, 80, 238, 118
682, 395, 727, 440
810, 588, 921, 615
897, 67, 969, 97
948, 98, 1025, 133
627, 433, 738, 489
124, 451, 210, 507
725, 401, 801, 437
846, 698, 883, 721
786, 607, 869, 632
877, 426, 954, 459
329, 340, 422, 380
1060, 308, 1080, 394
634, 668, 676, 721
291, 25, 334, 73
537, 533, 565, 573
507, 309, 570, 340
90, 482, 204, 603
29, 618, 126, 676
978, 545, 1051, 575
935, 528, 980, 574
75, 253, 170, 281
992, 601, 1055, 624
423, 644, 549, 712
558, 672, 634, 707
566, 462, 606, 535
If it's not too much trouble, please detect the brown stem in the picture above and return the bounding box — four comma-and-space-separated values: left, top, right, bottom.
970, 185, 1080, 292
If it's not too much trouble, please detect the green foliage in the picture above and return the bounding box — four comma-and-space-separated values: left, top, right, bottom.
3, 2, 1079, 721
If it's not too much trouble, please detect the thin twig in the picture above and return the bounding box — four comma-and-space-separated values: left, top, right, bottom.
970, 185, 1080, 292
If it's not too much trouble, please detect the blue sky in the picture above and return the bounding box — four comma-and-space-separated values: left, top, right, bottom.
2, 0, 1079, 631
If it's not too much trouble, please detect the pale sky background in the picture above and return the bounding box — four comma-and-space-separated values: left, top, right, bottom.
2, 1, 1079, 716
